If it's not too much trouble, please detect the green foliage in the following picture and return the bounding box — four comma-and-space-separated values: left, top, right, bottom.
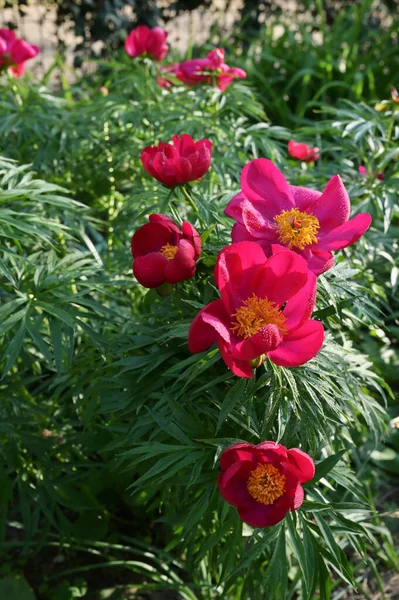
0, 17, 398, 599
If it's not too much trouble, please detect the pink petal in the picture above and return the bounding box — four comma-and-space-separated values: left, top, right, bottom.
293, 484, 305, 509
11, 39, 39, 63
287, 448, 315, 483
282, 270, 317, 331
0, 29, 16, 49
306, 250, 334, 275
268, 320, 324, 367
289, 185, 322, 212
250, 251, 309, 307
188, 300, 230, 353
316, 213, 372, 251
232, 324, 284, 361
312, 175, 350, 233
219, 339, 253, 378
224, 191, 246, 223
241, 159, 294, 220
215, 241, 268, 314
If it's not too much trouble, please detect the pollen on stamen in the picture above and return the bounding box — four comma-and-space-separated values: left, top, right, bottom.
230, 294, 287, 339
274, 208, 320, 250
247, 463, 286, 505
160, 243, 178, 261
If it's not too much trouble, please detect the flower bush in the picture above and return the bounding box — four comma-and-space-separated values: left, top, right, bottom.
0, 12, 397, 599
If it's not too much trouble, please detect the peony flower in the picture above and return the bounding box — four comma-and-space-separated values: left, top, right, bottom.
225, 159, 372, 275
0, 29, 39, 77
188, 241, 324, 378
131, 214, 201, 291
288, 140, 319, 162
358, 165, 384, 181
218, 441, 315, 527
174, 48, 246, 91
125, 25, 168, 61
141, 134, 212, 187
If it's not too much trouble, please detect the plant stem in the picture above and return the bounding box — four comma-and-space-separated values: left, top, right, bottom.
181, 185, 200, 215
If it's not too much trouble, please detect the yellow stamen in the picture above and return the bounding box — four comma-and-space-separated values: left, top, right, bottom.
160, 243, 178, 261
231, 294, 287, 339
247, 463, 286, 505
274, 208, 319, 250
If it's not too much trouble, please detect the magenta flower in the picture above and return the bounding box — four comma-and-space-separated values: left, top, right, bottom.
125, 25, 168, 61
188, 241, 323, 378
174, 48, 246, 91
225, 159, 372, 275
0, 29, 39, 77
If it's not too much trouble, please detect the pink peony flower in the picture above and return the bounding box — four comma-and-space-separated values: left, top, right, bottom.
188, 241, 324, 378
141, 134, 212, 187
174, 48, 246, 91
125, 25, 168, 61
288, 140, 319, 162
0, 29, 39, 77
391, 87, 399, 103
225, 159, 372, 275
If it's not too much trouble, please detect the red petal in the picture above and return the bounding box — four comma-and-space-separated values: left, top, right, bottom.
218, 463, 257, 508
188, 300, 230, 353
181, 221, 201, 259
256, 441, 288, 465
133, 253, 167, 288
238, 499, 290, 527
131, 222, 172, 257
268, 320, 324, 367
165, 239, 196, 283
220, 443, 258, 471
316, 213, 372, 251
287, 448, 315, 483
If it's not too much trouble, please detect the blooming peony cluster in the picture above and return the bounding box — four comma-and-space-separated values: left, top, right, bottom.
0, 29, 39, 77
124, 27, 246, 92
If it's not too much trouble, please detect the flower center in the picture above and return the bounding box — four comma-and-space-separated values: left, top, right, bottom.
160, 243, 178, 261
230, 294, 287, 339
247, 463, 286, 505
274, 208, 320, 250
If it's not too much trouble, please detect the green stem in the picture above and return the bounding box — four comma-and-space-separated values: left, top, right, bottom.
181, 185, 200, 215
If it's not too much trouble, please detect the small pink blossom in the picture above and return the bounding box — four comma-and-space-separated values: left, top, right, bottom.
0, 29, 39, 77
125, 25, 168, 61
